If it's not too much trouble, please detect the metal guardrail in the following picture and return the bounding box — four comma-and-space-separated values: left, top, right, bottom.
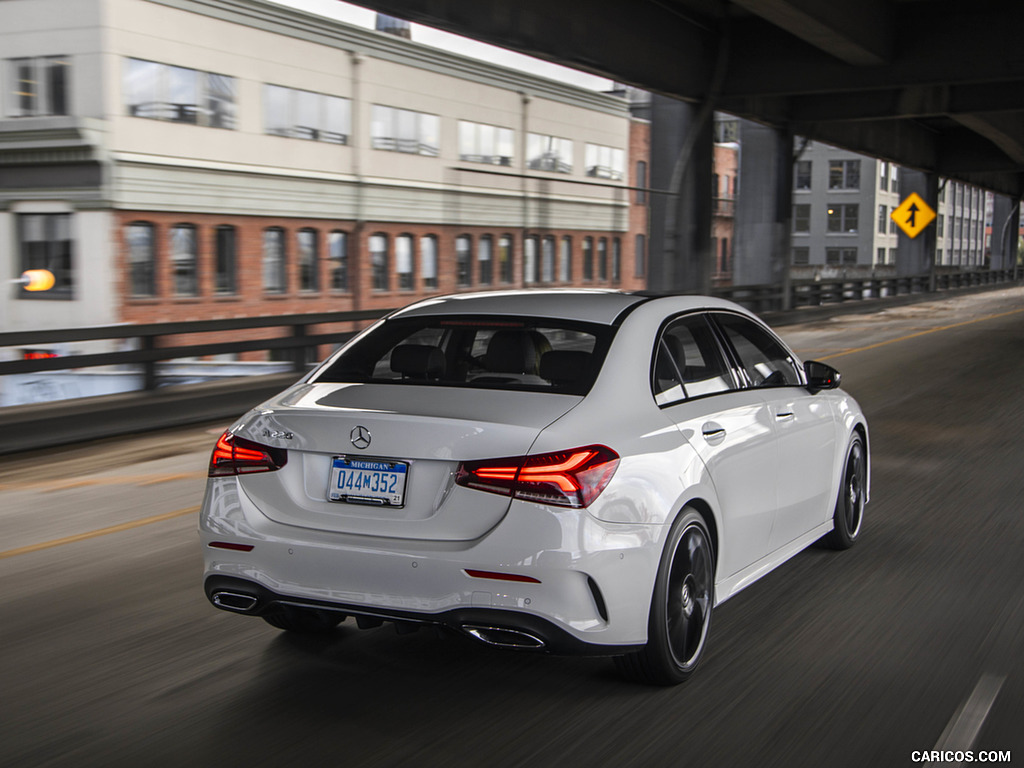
0, 269, 1018, 388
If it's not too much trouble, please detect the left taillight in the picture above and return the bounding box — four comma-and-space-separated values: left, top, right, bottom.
456, 445, 619, 509
208, 431, 288, 477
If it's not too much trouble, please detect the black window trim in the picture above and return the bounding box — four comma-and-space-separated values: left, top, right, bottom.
649, 310, 742, 408
706, 310, 807, 390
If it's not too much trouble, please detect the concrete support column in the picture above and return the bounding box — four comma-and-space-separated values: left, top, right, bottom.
732, 121, 793, 308
648, 94, 713, 294
895, 169, 939, 286
991, 194, 1021, 272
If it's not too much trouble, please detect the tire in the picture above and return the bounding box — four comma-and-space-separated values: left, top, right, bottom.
262, 605, 344, 634
821, 433, 866, 550
616, 509, 715, 686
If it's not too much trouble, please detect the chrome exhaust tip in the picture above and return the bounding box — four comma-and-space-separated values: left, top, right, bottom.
212, 591, 259, 612
463, 625, 546, 649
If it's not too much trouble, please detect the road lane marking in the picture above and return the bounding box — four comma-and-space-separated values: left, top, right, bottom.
818, 306, 1024, 361
931, 673, 1005, 764
0, 505, 199, 560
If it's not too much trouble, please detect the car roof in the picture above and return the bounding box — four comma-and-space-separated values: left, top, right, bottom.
387, 290, 753, 326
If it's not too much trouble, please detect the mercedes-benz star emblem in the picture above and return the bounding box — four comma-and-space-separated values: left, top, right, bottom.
350, 425, 371, 450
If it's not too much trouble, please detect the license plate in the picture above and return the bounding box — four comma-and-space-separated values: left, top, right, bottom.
328, 456, 408, 507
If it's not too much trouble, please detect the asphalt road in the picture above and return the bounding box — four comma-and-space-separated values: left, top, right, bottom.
2, 287, 1023, 768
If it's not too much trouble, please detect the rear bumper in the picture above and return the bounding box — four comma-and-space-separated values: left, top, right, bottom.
200, 477, 664, 650
204, 574, 643, 656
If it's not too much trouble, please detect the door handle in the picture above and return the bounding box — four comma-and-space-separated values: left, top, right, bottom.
702, 423, 726, 443
775, 411, 795, 422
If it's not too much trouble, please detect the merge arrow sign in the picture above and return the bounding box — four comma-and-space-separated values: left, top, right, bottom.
892, 193, 936, 239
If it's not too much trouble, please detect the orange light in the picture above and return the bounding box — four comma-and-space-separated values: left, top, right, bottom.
21, 270, 55, 292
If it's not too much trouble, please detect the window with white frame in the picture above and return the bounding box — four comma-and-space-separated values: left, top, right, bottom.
827, 203, 859, 233
329, 231, 349, 292
497, 235, 513, 284
456, 235, 472, 287
396, 234, 414, 291
795, 160, 812, 190
263, 228, 286, 294
527, 133, 573, 173
7, 56, 69, 117
559, 237, 572, 282
126, 222, 156, 297
169, 224, 198, 296
264, 85, 350, 143
371, 105, 439, 156
792, 247, 809, 265
826, 247, 858, 265
297, 228, 319, 292
124, 58, 235, 128
478, 235, 493, 286
793, 204, 811, 233
828, 159, 860, 190
458, 121, 513, 166
18, 213, 73, 299
584, 143, 624, 180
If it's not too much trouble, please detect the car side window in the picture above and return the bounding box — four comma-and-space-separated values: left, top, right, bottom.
713, 313, 801, 388
653, 314, 735, 405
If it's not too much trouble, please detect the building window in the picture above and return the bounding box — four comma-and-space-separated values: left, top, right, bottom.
876, 247, 886, 265
477, 235, 493, 286
559, 237, 573, 282
264, 85, 350, 143
720, 237, 730, 273
937, 248, 943, 264
879, 161, 889, 191
795, 160, 812, 190
214, 225, 236, 295
878, 204, 887, 234
458, 121, 513, 166
829, 159, 860, 190
370, 233, 389, 291
527, 133, 573, 173
421, 235, 438, 290
18, 213, 73, 299
126, 222, 155, 297
793, 204, 811, 233
498, 235, 513, 284
635, 234, 646, 278
169, 224, 197, 296
297, 228, 319, 292
612, 238, 622, 283
7, 56, 69, 117
597, 237, 608, 281
541, 236, 555, 283
124, 58, 236, 128
456, 235, 472, 287
524, 236, 538, 284
371, 105, 439, 156
792, 247, 809, 265
396, 234, 415, 291
329, 231, 348, 291
581, 237, 595, 281
891, 166, 899, 194
585, 143, 624, 180
636, 161, 648, 204
263, 227, 286, 294
826, 247, 858, 265
889, 247, 898, 264
889, 206, 897, 233
827, 203, 859, 233
714, 119, 738, 143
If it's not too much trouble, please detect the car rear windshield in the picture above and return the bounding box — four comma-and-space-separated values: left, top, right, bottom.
313, 315, 615, 395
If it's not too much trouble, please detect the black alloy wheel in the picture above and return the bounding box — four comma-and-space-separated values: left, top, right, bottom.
822, 433, 866, 550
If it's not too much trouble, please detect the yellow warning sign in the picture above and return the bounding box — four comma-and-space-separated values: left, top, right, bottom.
891, 192, 936, 239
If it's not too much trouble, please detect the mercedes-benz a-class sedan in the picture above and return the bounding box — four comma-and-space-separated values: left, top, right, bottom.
201, 291, 868, 684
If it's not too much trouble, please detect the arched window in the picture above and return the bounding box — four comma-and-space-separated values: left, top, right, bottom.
369, 233, 389, 291
396, 234, 415, 291
420, 235, 438, 290
478, 235, 493, 286
263, 227, 286, 293
169, 223, 197, 296
456, 235, 472, 287
329, 231, 348, 291
126, 221, 156, 297
214, 225, 236, 295
297, 228, 319, 292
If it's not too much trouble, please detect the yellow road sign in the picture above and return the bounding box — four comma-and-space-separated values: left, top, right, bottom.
891, 193, 936, 239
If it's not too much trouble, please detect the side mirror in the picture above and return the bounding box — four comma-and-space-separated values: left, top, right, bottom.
804, 360, 841, 392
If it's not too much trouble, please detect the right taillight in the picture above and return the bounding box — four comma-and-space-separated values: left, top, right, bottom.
456, 445, 619, 508
208, 431, 288, 477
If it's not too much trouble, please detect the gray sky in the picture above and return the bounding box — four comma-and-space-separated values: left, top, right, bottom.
266, 0, 615, 91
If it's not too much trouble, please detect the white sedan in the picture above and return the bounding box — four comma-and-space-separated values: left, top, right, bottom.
201, 290, 868, 685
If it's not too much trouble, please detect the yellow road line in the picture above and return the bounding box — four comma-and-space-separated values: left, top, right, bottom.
818, 306, 1024, 361
0, 505, 199, 560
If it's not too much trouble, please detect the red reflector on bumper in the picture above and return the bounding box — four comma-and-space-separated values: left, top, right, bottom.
464, 569, 541, 584
209, 541, 255, 552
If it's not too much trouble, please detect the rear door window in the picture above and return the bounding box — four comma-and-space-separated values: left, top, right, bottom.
653, 314, 736, 406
